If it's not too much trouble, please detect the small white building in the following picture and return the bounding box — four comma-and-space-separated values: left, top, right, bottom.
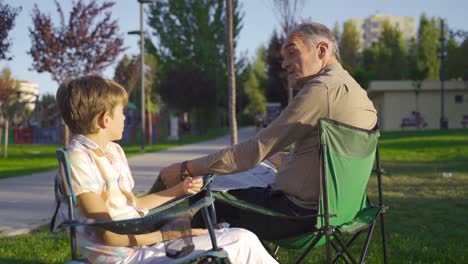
367, 80, 468, 131
17, 80, 39, 112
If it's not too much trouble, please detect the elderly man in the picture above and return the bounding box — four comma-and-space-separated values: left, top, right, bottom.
158, 22, 377, 240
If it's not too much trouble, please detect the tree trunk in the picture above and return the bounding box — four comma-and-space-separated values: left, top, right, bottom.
226, 0, 237, 145
147, 94, 153, 146
4, 119, 9, 159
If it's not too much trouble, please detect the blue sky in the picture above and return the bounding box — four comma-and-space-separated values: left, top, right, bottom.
0, 0, 466, 98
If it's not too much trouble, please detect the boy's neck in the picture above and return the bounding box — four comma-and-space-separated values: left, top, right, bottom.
84, 132, 110, 150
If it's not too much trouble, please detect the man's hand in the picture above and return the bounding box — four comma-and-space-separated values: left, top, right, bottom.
159, 163, 182, 188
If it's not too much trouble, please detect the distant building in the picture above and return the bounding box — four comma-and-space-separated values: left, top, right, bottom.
367, 80, 468, 131
348, 14, 416, 50
17, 80, 39, 112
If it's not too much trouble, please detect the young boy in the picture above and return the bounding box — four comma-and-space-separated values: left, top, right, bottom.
56, 75, 277, 264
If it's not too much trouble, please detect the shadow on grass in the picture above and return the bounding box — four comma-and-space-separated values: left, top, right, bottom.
278, 196, 467, 264
381, 159, 468, 175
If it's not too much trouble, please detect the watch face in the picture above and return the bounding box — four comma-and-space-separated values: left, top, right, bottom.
180, 171, 190, 181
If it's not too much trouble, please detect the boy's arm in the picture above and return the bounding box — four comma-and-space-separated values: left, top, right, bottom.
135, 176, 202, 210
77, 192, 206, 247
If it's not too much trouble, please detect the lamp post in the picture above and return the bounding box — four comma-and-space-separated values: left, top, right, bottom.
439, 18, 448, 129
128, 0, 158, 152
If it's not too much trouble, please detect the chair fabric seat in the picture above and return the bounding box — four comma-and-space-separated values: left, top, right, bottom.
337, 206, 380, 235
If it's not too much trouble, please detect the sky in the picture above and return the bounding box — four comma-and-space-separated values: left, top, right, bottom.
0, 0, 467, 98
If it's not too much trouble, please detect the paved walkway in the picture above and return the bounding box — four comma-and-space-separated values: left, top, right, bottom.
0, 127, 257, 236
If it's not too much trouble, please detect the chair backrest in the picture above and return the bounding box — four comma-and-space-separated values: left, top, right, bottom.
317, 118, 379, 228
55, 148, 80, 260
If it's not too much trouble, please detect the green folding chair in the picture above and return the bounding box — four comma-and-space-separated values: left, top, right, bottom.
51, 148, 229, 264
212, 118, 388, 264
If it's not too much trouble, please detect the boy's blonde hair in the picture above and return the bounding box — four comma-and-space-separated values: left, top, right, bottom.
56, 75, 128, 135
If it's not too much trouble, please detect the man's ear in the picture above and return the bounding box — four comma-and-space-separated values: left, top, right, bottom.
318, 42, 329, 59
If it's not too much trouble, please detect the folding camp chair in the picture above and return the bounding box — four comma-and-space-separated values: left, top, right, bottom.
51, 148, 229, 264
211, 118, 388, 264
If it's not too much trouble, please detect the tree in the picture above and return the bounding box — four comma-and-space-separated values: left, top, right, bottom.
244, 46, 267, 114
269, 0, 304, 102
340, 20, 361, 69
362, 22, 407, 80
158, 67, 216, 134
265, 31, 288, 107
269, 0, 304, 36
28, 0, 126, 83
114, 55, 140, 96
332, 21, 340, 42
416, 14, 440, 80
226, 0, 237, 144
0, 67, 18, 159
0, 1, 21, 61
147, 0, 245, 132
407, 38, 428, 111
29, 0, 126, 144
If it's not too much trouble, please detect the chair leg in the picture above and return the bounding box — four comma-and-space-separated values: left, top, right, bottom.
379, 213, 389, 264
294, 232, 324, 264
332, 231, 363, 263
330, 240, 350, 264
333, 234, 358, 264
359, 219, 377, 264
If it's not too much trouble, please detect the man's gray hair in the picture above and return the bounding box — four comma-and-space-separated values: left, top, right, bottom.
288, 22, 341, 62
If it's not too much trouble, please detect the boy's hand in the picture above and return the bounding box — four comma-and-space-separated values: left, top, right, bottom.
180, 177, 203, 195
159, 163, 182, 188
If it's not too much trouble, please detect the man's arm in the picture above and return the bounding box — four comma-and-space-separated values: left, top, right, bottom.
160, 81, 329, 186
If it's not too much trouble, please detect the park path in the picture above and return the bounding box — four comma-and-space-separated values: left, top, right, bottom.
0, 127, 256, 236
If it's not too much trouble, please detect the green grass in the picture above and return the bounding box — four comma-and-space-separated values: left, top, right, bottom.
0, 128, 467, 263
0, 128, 229, 180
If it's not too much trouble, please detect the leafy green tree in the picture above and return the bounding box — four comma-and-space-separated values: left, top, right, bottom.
265, 31, 288, 107
445, 36, 460, 80
244, 46, 267, 114
416, 14, 440, 80
340, 20, 361, 69
332, 21, 340, 42
362, 21, 407, 80
147, 0, 245, 131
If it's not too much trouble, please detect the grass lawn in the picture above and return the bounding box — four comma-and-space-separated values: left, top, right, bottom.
0, 129, 467, 263
0, 128, 228, 180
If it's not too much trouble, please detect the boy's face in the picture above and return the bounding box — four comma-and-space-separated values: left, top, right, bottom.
108, 103, 126, 141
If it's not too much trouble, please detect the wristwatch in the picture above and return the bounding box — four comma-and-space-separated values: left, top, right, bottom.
180, 160, 191, 181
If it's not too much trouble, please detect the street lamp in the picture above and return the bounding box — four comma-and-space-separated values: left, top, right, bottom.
128, 0, 158, 152
439, 18, 448, 129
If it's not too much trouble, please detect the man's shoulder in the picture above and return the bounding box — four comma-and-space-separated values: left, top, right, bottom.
311, 63, 360, 90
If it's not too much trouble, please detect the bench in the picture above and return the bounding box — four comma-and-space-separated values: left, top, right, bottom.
462, 115, 468, 128
401, 117, 427, 130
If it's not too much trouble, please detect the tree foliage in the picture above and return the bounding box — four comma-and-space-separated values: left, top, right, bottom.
416, 14, 440, 80
147, 0, 245, 131
269, 0, 304, 36
362, 21, 407, 80
244, 46, 267, 114
0, 1, 21, 61
113, 55, 140, 96
28, 0, 126, 83
340, 20, 361, 69
265, 31, 288, 107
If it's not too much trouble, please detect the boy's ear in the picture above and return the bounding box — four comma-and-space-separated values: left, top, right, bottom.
96, 112, 109, 129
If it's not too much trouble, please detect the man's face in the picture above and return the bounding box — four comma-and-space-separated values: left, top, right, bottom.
281, 33, 323, 90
